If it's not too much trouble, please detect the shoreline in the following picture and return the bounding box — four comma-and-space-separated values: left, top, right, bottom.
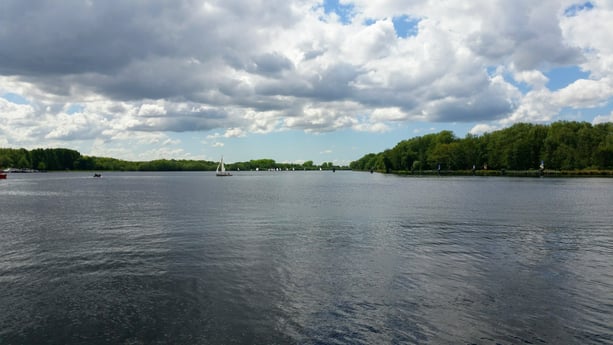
363, 169, 613, 177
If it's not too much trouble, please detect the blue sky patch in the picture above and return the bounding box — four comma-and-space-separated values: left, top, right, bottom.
564, 2, 594, 17
512, 80, 532, 94
392, 15, 420, 38
485, 66, 498, 77
496, 69, 533, 94
557, 101, 612, 123
545, 65, 590, 91
323, 0, 354, 24
363, 18, 377, 26
2, 92, 30, 105
66, 104, 85, 114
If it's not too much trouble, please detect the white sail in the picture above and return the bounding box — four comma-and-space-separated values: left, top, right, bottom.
216, 156, 231, 176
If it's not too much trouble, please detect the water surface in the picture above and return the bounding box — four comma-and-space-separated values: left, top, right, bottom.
1, 172, 612, 344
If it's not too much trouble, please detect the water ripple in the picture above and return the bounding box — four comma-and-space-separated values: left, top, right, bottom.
1, 173, 612, 344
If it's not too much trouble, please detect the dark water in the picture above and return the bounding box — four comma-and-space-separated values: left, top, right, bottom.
1, 171, 612, 344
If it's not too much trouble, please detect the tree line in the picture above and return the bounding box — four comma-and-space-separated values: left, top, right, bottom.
0, 148, 343, 171
350, 121, 613, 172
2, 121, 610, 173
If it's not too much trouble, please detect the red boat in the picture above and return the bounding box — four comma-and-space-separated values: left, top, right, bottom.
0, 172, 6, 179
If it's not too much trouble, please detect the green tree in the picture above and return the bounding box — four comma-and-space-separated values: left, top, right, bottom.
350, 121, 613, 172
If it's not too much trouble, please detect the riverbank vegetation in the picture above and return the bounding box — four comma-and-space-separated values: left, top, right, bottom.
350, 121, 613, 174
0, 148, 346, 172
2, 121, 611, 174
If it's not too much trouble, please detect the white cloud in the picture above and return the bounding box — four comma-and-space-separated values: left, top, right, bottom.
561, 1, 613, 79
143, 147, 190, 160
224, 127, 247, 138
0, 97, 35, 121
513, 70, 549, 90
0, 0, 612, 160
44, 112, 103, 140
470, 123, 499, 135
593, 111, 613, 125
138, 103, 167, 117
505, 76, 613, 125
371, 107, 407, 122
162, 138, 180, 146
554, 78, 613, 108
354, 122, 390, 133
0, 98, 38, 144
505, 89, 558, 124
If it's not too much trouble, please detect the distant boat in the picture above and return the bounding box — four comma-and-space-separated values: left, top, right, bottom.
93, 173, 102, 178
216, 156, 232, 176
0, 172, 6, 179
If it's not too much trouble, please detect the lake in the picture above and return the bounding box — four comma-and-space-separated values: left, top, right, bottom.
1, 171, 612, 344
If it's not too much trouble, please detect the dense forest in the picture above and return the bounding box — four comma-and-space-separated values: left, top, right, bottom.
0, 147, 340, 172
350, 121, 613, 173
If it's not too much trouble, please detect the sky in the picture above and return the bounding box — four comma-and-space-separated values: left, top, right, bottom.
1, 0, 612, 165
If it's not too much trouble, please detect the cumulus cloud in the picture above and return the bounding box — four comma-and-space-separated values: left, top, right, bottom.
561, 0, 613, 79
224, 128, 247, 138
467, 1, 584, 70
0, 0, 611, 159
554, 78, 613, 108
470, 124, 500, 135
593, 111, 613, 124
513, 70, 549, 90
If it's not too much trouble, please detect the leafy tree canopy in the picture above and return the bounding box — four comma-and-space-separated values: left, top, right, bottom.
350, 121, 613, 172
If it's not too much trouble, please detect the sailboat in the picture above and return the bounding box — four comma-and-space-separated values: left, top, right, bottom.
216, 156, 232, 176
